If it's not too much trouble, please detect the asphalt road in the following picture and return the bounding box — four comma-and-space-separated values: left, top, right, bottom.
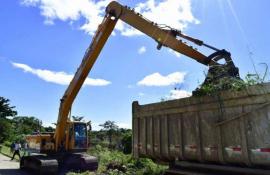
0, 154, 29, 175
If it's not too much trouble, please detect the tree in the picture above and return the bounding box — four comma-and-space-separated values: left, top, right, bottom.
72, 116, 84, 121
12, 116, 42, 134
0, 118, 13, 143
0, 97, 17, 118
121, 130, 132, 154
87, 120, 92, 131
44, 126, 55, 132
99, 121, 119, 148
0, 97, 17, 143
5, 116, 43, 143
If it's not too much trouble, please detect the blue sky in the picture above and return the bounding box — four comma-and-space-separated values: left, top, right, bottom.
0, 0, 269, 130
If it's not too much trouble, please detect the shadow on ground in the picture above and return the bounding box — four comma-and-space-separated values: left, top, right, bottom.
0, 169, 29, 175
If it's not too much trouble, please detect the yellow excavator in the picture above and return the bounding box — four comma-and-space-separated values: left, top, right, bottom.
20, 1, 239, 174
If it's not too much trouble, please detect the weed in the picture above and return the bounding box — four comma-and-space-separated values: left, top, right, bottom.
68, 145, 167, 175
193, 63, 269, 96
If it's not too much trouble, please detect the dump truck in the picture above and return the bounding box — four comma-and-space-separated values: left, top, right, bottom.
132, 83, 270, 175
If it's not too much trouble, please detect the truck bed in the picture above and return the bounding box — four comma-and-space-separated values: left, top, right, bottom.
132, 83, 270, 167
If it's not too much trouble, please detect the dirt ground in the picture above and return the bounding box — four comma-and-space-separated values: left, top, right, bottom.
0, 154, 29, 175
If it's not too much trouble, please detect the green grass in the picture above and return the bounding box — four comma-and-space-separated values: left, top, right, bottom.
0, 144, 167, 174
67, 145, 167, 175
67, 172, 96, 175
0, 145, 23, 161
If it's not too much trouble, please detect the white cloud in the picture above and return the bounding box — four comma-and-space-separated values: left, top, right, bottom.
20, 0, 199, 36
125, 0, 199, 36
91, 122, 102, 131
168, 49, 181, 58
167, 89, 191, 100
137, 72, 186, 87
12, 62, 111, 86
21, 0, 111, 35
138, 46, 146, 54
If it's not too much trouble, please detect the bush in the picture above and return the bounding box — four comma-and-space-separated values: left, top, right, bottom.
3, 141, 12, 147
193, 73, 269, 96
84, 145, 167, 175
121, 132, 132, 154
67, 171, 95, 175
0, 118, 13, 143
193, 63, 269, 96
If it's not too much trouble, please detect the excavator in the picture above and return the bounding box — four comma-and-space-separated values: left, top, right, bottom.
20, 1, 239, 174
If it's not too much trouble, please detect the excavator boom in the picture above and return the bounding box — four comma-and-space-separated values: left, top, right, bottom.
54, 16, 117, 150
54, 1, 238, 151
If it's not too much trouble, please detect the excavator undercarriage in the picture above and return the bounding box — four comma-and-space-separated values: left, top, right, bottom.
20, 152, 98, 174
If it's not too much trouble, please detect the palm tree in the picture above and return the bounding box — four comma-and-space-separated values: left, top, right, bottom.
72, 116, 84, 121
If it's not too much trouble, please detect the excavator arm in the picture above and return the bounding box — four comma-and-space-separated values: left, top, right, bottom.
54, 1, 238, 150
106, 1, 214, 65
54, 16, 117, 150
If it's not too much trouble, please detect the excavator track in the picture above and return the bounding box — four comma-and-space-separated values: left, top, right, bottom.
20, 153, 98, 174
20, 155, 58, 174
62, 152, 98, 172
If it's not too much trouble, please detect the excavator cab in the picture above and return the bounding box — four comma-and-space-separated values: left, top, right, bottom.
68, 122, 88, 151
74, 122, 88, 149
